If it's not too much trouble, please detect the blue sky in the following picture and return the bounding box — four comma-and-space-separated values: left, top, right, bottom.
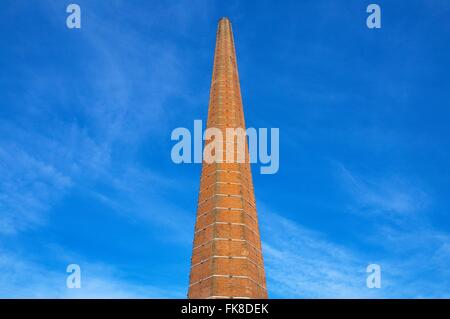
1, 0, 450, 298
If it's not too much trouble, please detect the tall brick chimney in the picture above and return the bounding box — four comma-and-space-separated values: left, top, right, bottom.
188, 17, 268, 299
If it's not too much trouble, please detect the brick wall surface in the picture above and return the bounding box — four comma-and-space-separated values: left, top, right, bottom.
188, 17, 268, 299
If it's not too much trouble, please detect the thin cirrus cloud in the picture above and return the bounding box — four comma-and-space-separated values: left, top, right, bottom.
0, 2, 206, 297
0, 248, 184, 298
260, 211, 376, 298
2, 0, 449, 298
0, 142, 73, 234
259, 163, 449, 298
261, 203, 450, 298
335, 164, 450, 297
0, 1, 196, 235
336, 163, 429, 218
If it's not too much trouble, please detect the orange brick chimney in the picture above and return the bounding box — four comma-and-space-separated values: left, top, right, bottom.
188, 17, 268, 299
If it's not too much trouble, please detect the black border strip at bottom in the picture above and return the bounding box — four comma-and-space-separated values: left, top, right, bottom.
1, 299, 448, 317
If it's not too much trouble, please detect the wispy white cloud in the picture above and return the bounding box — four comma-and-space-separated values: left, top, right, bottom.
260, 164, 450, 298
0, 144, 72, 234
0, 2, 204, 298
0, 1, 204, 235
261, 211, 381, 298
0, 248, 184, 298
336, 163, 429, 220
88, 165, 196, 244
261, 208, 450, 298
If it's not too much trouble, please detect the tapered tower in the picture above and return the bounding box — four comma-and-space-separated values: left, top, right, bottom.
188, 17, 268, 299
